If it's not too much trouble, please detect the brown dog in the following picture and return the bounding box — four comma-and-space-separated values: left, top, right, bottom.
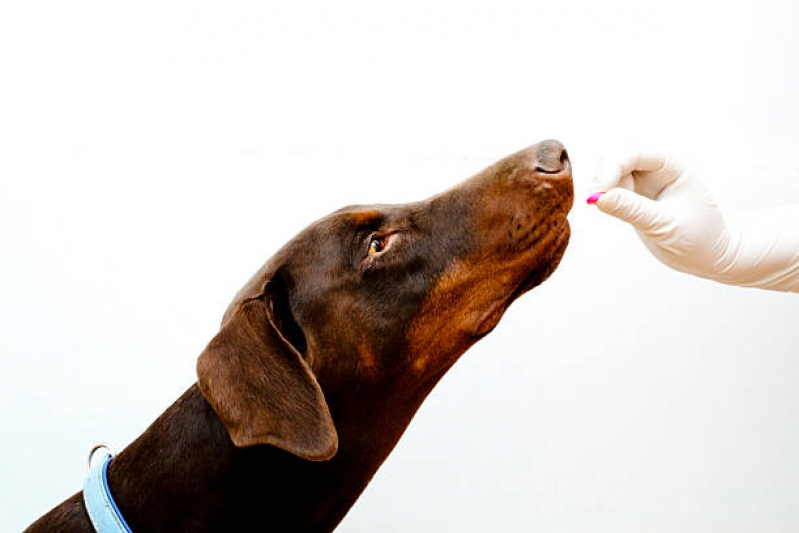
25, 140, 573, 532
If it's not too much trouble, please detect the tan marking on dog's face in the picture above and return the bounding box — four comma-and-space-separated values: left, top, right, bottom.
406, 223, 568, 378
348, 210, 382, 226
408, 258, 516, 375
357, 330, 377, 376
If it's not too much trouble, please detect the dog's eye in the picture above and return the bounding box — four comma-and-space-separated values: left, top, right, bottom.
368, 237, 385, 255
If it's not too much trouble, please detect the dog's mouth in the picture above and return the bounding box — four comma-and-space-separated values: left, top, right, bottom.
473, 220, 571, 336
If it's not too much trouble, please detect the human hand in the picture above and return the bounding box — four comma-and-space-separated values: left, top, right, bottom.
587, 152, 799, 292
588, 153, 734, 282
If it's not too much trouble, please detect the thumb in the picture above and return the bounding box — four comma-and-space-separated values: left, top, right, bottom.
595, 188, 675, 234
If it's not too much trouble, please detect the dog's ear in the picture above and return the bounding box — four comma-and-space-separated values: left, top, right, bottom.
196, 285, 338, 461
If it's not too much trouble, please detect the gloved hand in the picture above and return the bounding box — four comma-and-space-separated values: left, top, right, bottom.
588, 152, 799, 293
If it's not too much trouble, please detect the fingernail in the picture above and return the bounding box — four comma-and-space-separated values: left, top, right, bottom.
586, 192, 605, 204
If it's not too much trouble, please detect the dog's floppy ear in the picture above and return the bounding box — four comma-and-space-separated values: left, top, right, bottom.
196, 285, 338, 461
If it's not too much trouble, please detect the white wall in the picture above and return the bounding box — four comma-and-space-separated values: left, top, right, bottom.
1, 1, 798, 531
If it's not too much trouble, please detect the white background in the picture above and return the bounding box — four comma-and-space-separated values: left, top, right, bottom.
2, 1, 798, 531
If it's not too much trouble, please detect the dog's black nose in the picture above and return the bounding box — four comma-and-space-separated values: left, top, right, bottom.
532, 139, 569, 174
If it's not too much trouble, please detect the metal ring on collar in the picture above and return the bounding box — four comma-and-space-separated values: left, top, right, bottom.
87, 443, 116, 473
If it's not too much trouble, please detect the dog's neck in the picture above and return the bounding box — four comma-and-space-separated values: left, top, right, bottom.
107, 383, 427, 532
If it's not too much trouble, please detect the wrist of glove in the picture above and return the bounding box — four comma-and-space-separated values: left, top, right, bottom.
591, 153, 799, 293
719, 207, 799, 291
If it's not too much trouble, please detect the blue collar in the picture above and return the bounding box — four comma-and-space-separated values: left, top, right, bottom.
83, 452, 133, 533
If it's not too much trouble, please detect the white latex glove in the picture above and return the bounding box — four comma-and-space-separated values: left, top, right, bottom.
588, 153, 799, 293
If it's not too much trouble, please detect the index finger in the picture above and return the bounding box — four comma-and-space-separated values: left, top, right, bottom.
592, 152, 677, 197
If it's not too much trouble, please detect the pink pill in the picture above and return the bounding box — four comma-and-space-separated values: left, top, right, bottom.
586, 192, 604, 204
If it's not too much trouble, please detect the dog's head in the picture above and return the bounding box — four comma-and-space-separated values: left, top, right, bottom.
197, 140, 574, 461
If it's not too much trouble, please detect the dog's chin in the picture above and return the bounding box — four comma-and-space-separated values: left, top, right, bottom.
510, 220, 570, 301
473, 221, 570, 337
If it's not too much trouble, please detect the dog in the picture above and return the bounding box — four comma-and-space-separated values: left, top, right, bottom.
25, 139, 574, 532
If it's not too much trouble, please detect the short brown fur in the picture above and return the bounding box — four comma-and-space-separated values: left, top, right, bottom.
25, 140, 573, 532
